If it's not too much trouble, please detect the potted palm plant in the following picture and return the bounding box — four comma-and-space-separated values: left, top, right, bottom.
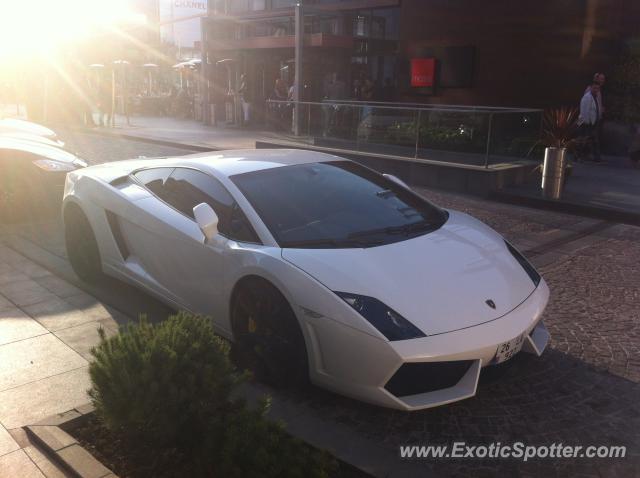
537, 107, 579, 198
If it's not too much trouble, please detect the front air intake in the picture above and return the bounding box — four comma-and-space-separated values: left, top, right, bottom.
384, 360, 474, 397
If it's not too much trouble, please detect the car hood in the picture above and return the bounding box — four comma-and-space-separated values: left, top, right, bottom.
281, 211, 537, 336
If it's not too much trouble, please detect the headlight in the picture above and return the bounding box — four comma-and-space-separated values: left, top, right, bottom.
505, 241, 541, 286
32, 159, 77, 172
335, 292, 426, 341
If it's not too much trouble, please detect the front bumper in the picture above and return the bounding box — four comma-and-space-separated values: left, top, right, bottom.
306, 279, 550, 411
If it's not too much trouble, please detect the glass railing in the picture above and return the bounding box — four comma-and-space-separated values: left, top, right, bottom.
264, 100, 543, 167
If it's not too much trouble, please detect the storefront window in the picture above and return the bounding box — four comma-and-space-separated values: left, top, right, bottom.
353, 8, 399, 40
226, 0, 265, 13
248, 17, 293, 37
229, 0, 249, 12
272, 0, 297, 8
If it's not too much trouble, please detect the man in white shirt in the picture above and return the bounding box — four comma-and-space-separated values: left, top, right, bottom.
578, 82, 602, 162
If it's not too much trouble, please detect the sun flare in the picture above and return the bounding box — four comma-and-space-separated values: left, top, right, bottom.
0, 0, 145, 60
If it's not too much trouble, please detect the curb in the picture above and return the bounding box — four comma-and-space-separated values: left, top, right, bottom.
23, 405, 118, 478
74, 127, 217, 152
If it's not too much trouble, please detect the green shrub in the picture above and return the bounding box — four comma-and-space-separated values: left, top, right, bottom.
89, 312, 334, 477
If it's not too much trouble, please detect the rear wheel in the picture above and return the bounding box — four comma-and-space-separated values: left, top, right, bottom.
231, 277, 309, 387
64, 205, 102, 283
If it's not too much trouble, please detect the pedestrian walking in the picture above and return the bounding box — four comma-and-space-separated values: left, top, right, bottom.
577, 82, 602, 162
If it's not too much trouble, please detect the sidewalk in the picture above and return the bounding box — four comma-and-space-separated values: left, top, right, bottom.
494, 155, 640, 225
86, 114, 279, 151
0, 243, 123, 477
0, 228, 427, 478
86, 115, 640, 224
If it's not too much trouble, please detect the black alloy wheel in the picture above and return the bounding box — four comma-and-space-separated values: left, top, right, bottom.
231, 278, 309, 387
64, 205, 102, 283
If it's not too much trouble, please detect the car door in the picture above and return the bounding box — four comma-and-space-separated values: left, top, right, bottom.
111, 166, 185, 305
122, 166, 260, 332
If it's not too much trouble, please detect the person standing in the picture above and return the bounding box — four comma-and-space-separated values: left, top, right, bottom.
577, 82, 602, 162
238, 73, 251, 127
81, 74, 97, 127
98, 77, 113, 127
584, 73, 605, 159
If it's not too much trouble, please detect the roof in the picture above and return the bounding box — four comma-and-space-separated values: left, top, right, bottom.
164, 148, 345, 177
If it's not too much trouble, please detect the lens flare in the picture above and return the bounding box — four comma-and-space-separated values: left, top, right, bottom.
0, 0, 145, 60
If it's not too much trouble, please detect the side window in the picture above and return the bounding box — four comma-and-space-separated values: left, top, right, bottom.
133, 168, 174, 199
165, 168, 260, 243
229, 202, 261, 243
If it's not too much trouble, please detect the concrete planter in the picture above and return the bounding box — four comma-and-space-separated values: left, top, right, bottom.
541, 147, 567, 199
23, 405, 118, 478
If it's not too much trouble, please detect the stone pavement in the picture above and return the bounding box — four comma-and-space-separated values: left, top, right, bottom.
0, 244, 125, 478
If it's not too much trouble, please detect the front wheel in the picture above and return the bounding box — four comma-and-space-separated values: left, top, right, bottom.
64, 205, 102, 283
231, 278, 309, 387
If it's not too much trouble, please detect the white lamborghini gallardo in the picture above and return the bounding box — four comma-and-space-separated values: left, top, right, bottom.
62, 149, 550, 410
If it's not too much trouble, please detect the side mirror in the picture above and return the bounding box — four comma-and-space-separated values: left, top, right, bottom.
193, 203, 218, 242
383, 173, 411, 190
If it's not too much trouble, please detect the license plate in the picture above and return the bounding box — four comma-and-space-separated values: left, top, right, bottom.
493, 332, 526, 364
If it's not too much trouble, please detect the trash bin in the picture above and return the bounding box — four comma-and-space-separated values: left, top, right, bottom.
541, 147, 566, 200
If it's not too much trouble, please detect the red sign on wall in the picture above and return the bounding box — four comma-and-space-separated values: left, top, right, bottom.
411, 58, 436, 87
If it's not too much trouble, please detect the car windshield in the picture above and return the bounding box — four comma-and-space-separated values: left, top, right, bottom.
230, 161, 448, 249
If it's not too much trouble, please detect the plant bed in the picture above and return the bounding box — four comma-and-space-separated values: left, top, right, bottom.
80, 312, 370, 478
67, 413, 370, 478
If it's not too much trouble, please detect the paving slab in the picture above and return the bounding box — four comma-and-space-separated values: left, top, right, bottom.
0, 245, 30, 267
0, 334, 87, 392
22, 297, 108, 332
0, 367, 91, 429
0, 294, 13, 313
33, 276, 83, 299
53, 318, 119, 361
0, 267, 30, 286
0, 424, 19, 457
0, 308, 49, 346
18, 262, 53, 280
0, 280, 58, 308
0, 449, 45, 478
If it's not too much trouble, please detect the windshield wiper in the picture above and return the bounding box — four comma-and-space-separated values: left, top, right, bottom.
282, 238, 381, 249
348, 220, 435, 239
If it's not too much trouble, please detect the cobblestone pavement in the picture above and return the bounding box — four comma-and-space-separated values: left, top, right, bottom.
62, 128, 199, 166
2, 132, 639, 477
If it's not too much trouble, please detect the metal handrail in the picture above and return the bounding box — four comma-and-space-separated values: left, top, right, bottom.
265, 99, 542, 114
263, 99, 542, 169
319, 99, 542, 113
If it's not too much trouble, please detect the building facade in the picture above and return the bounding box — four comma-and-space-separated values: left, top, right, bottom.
200, 0, 639, 124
